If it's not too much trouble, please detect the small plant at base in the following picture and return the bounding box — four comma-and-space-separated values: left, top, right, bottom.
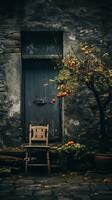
57, 141, 87, 160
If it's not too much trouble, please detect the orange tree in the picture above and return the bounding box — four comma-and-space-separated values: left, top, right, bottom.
56, 44, 112, 152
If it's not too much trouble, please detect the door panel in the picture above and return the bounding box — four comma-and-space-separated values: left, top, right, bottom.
22, 59, 62, 141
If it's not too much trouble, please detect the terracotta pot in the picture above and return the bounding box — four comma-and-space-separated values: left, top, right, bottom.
95, 153, 112, 171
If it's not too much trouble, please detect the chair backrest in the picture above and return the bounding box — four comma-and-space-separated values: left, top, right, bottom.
29, 124, 49, 146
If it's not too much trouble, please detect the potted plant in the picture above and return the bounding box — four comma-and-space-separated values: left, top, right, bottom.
56, 140, 89, 171
56, 43, 112, 170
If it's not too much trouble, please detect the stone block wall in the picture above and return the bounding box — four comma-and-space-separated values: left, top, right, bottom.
0, 0, 112, 147
0, 30, 22, 147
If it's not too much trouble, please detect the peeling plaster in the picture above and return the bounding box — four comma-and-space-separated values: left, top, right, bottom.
5, 53, 22, 116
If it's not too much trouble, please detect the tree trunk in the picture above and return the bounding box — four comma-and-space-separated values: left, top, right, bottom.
86, 84, 108, 152
99, 108, 107, 153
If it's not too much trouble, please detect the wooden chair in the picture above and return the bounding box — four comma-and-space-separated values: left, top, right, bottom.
24, 124, 51, 174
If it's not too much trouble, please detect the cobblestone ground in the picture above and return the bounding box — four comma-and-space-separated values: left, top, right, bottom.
0, 171, 112, 200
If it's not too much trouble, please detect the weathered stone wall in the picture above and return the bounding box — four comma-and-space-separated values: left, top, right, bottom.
0, 30, 22, 147
0, 0, 112, 147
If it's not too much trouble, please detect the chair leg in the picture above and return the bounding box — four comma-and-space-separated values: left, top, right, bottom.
25, 150, 28, 174
25, 160, 28, 174
47, 150, 51, 174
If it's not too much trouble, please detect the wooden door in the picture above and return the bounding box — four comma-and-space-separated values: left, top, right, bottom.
22, 59, 62, 142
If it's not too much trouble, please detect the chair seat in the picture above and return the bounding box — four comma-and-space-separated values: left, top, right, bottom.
27, 163, 49, 166
24, 145, 50, 149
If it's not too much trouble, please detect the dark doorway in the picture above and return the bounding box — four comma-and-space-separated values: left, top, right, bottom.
22, 59, 62, 142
